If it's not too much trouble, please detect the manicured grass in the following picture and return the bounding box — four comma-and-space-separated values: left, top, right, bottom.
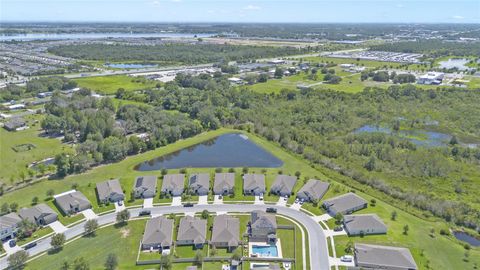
24, 220, 148, 270
73, 75, 157, 94
17, 226, 54, 246
0, 114, 73, 183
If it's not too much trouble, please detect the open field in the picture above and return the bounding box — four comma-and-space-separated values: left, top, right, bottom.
0, 114, 73, 183
73, 75, 158, 94
2, 129, 479, 269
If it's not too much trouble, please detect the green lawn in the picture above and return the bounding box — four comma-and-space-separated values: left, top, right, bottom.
17, 226, 54, 246
73, 75, 158, 94
0, 114, 73, 183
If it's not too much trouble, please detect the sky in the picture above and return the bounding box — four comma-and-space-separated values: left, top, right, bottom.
1, 0, 479, 23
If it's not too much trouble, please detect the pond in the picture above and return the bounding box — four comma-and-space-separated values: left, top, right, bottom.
354, 125, 478, 148
134, 133, 283, 170
438, 58, 470, 71
105, 63, 158, 69
453, 231, 480, 247
30, 157, 55, 170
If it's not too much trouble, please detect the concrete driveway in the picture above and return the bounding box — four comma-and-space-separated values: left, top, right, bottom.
313, 213, 333, 222
143, 198, 153, 208
114, 201, 126, 212
329, 257, 355, 268
290, 202, 302, 210
276, 197, 287, 206
49, 221, 68, 234
2, 241, 21, 255
198, 195, 208, 205
81, 209, 98, 220
171, 196, 182, 206
213, 195, 223, 204
254, 195, 264, 205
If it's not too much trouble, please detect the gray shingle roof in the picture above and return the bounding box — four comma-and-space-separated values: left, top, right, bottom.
135, 175, 157, 192
188, 173, 210, 192
161, 174, 185, 193
297, 179, 329, 201
55, 191, 91, 213
18, 203, 57, 225
0, 213, 21, 229
177, 216, 207, 245
270, 175, 297, 195
96, 179, 124, 202
3, 117, 25, 131
243, 174, 265, 193
343, 214, 387, 233
251, 210, 277, 230
323, 192, 367, 214
354, 243, 417, 270
142, 216, 173, 247
213, 173, 235, 194
211, 215, 240, 247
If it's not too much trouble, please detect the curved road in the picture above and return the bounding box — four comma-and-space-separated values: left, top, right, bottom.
0, 204, 329, 270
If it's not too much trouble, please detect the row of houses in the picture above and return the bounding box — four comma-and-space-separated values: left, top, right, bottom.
141, 210, 277, 253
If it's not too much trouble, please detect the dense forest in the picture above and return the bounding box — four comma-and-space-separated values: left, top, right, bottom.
41, 73, 480, 231
370, 40, 480, 57
48, 43, 310, 64
0, 77, 77, 102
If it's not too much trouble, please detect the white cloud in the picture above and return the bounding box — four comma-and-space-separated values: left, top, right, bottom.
243, 4, 261, 10
396, 3, 404, 8
452, 15, 465, 20
152, 0, 160, 6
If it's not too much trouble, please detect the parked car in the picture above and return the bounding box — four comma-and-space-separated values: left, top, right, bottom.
218, 195, 223, 199
340, 255, 353, 262
8, 240, 16, 248
333, 226, 343, 232
118, 200, 123, 206
25, 242, 37, 249
183, 203, 194, 207
299, 198, 305, 205
139, 210, 151, 216
283, 195, 288, 201
259, 193, 264, 201
266, 207, 277, 213
295, 198, 300, 203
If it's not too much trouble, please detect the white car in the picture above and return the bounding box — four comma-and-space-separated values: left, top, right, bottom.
283, 195, 288, 201
295, 198, 300, 203
340, 255, 353, 262
259, 193, 264, 201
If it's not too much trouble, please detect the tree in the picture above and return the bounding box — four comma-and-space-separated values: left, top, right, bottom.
364, 156, 376, 171
450, 135, 458, 145
104, 253, 118, 270
73, 257, 90, 270
258, 73, 268, 83
1, 203, 9, 214
201, 210, 209, 219
403, 224, 409, 235
391, 211, 397, 221
210, 245, 217, 256
50, 233, 66, 250
17, 219, 37, 239
9, 202, 18, 212
334, 213, 344, 225
231, 247, 242, 260
194, 250, 204, 266
31, 196, 39, 205
60, 260, 70, 270
46, 189, 55, 198
7, 250, 28, 269
274, 67, 284, 79
295, 171, 301, 178
116, 209, 130, 224
159, 254, 172, 270
84, 219, 98, 235
55, 153, 71, 177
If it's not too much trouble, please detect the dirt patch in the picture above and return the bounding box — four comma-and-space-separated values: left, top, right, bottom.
120, 228, 130, 238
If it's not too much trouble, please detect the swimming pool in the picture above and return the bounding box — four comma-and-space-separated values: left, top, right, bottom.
251, 245, 278, 257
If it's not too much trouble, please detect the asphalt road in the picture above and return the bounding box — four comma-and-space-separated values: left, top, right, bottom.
0, 204, 329, 270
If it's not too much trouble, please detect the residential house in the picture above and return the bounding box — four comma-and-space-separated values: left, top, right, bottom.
270, 175, 297, 197
18, 203, 58, 226
3, 117, 26, 131
211, 215, 240, 251
243, 174, 266, 196
188, 173, 210, 196
0, 213, 21, 240
177, 216, 207, 248
141, 216, 174, 251
296, 179, 330, 202
343, 214, 387, 236
133, 175, 157, 198
161, 174, 185, 196
96, 179, 125, 203
55, 190, 91, 215
353, 243, 417, 270
250, 210, 277, 243
323, 193, 367, 216
213, 173, 235, 195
